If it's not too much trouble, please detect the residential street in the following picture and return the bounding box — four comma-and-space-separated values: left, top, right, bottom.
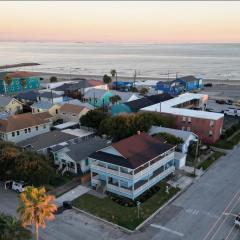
1, 144, 240, 240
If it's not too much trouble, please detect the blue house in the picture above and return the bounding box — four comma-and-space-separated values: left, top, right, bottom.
175, 75, 203, 92
89, 132, 178, 200
0, 71, 40, 94
156, 75, 203, 95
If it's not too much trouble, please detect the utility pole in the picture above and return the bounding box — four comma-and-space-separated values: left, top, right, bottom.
133, 70, 137, 87
193, 139, 199, 176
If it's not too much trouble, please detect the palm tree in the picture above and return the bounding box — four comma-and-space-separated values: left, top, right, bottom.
109, 95, 121, 105
4, 75, 12, 92
110, 69, 117, 90
0, 212, 32, 240
103, 74, 112, 89
20, 78, 27, 91
17, 186, 57, 240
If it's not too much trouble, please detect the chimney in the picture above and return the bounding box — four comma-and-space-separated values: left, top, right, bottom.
137, 131, 141, 135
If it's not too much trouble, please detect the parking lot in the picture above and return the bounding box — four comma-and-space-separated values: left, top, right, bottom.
0, 182, 19, 217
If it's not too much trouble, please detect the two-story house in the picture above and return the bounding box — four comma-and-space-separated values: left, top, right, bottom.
0, 112, 53, 143
89, 132, 180, 200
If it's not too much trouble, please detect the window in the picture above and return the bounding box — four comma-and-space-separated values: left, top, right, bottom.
43, 124, 46, 129
56, 109, 58, 114
72, 114, 76, 117
182, 116, 186, 122
17, 131, 20, 135
187, 127, 191, 131
182, 126, 185, 131
188, 117, 191, 123
210, 120, 214, 127
24, 129, 27, 134
36, 126, 38, 131
209, 130, 213, 136
28, 128, 31, 133
12, 132, 15, 137
85, 159, 89, 166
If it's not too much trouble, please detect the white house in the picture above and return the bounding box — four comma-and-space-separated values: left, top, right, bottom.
0, 112, 53, 143
149, 125, 198, 154
53, 136, 110, 174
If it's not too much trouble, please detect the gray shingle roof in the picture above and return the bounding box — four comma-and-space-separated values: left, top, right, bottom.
18, 130, 78, 151
65, 137, 110, 162
31, 101, 54, 110
0, 95, 12, 106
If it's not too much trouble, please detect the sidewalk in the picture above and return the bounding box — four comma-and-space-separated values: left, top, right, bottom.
55, 185, 90, 205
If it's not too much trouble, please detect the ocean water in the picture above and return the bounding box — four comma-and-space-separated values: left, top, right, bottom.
0, 42, 240, 80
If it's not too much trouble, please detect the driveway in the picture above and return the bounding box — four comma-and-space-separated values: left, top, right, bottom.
55, 185, 90, 205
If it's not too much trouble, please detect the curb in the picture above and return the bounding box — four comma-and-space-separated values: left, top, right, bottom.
135, 189, 184, 230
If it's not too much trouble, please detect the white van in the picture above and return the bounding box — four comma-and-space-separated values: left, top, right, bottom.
224, 108, 240, 117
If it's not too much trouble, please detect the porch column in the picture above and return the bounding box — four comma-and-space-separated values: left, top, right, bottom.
74, 162, 77, 174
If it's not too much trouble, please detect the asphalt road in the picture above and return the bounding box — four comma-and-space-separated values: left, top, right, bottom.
1, 145, 240, 240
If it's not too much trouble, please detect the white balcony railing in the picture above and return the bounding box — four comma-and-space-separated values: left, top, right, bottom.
107, 183, 132, 195
91, 152, 175, 181
133, 166, 175, 196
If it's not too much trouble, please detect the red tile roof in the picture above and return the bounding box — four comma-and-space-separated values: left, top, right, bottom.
110, 132, 175, 168
87, 79, 106, 87
6, 71, 38, 78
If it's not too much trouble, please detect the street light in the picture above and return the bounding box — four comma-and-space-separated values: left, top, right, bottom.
137, 201, 141, 219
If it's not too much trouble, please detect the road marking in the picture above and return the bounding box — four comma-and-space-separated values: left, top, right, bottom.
202, 191, 240, 240
209, 194, 240, 240
150, 224, 184, 237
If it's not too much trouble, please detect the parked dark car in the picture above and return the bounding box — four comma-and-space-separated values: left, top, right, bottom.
204, 83, 213, 87
55, 201, 72, 215
216, 99, 225, 104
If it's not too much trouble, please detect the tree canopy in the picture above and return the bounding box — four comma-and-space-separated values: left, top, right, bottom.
102, 74, 112, 85
0, 141, 55, 186
80, 109, 109, 130
50, 76, 58, 83
0, 212, 32, 240
109, 95, 121, 105
139, 87, 149, 96
157, 132, 184, 145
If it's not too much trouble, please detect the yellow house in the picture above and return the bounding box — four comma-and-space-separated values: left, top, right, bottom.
0, 95, 23, 114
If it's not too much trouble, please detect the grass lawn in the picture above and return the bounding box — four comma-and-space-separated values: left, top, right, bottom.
197, 151, 225, 170
73, 183, 179, 230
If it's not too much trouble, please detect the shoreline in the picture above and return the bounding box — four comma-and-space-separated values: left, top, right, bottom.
33, 71, 240, 86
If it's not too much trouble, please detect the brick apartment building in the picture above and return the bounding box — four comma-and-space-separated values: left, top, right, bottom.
141, 93, 224, 144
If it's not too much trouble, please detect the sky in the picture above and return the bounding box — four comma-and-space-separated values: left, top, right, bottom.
0, 1, 240, 43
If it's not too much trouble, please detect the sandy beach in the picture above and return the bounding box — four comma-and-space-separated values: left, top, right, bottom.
34, 71, 240, 86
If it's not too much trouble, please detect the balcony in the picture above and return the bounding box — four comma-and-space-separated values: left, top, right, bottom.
91, 163, 133, 180
90, 151, 175, 181
107, 183, 132, 196
133, 166, 175, 197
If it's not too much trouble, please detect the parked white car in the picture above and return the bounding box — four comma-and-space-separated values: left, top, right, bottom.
5, 180, 27, 193
224, 108, 240, 117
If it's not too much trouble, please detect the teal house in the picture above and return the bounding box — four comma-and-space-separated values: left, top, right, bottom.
83, 89, 113, 108
0, 71, 40, 94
